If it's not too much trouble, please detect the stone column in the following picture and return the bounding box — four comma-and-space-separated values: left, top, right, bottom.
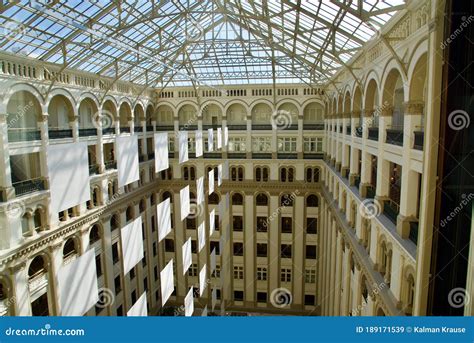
0, 114, 14, 201
10, 262, 31, 315
48, 241, 64, 315
244, 194, 255, 306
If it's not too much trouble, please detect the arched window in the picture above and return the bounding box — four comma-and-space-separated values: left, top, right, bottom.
92, 187, 101, 207
190, 166, 196, 180
280, 168, 287, 182
89, 225, 101, 245
306, 168, 313, 182
139, 199, 146, 212
28, 255, 46, 279
110, 214, 120, 231
280, 194, 293, 207
63, 238, 77, 259
256, 193, 268, 206
255, 167, 261, 181
208, 193, 219, 204
306, 195, 318, 207
405, 273, 415, 315
183, 166, 189, 180
288, 167, 294, 182
126, 206, 134, 221
33, 209, 42, 231
162, 191, 173, 203
232, 193, 243, 205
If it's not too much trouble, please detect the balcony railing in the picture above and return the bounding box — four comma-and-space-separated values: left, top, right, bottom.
203, 153, 222, 159
156, 125, 174, 131
227, 124, 247, 130
8, 129, 41, 142
228, 152, 247, 159
134, 126, 143, 132
366, 185, 376, 199
386, 129, 403, 146
383, 200, 400, 225
252, 124, 273, 130
368, 127, 379, 141
355, 127, 363, 138
409, 221, 419, 245
13, 178, 45, 196
285, 124, 298, 130
303, 153, 324, 159
252, 153, 272, 159
413, 131, 424, 150
89, 164, 99, 175
102, 127, 115, 135
146, 125, 154, 131
49, 129, 73, 139
78, 128, 97, 137
354, 175, 361, 190
120, 127, 130, 133
202, 124, 220, 130
277, 153, 298, 159
303, 123, 324, 130
178, 124, 197, 130
104, 160, 117, 170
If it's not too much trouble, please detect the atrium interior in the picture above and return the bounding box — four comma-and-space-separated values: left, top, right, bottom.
0, 0, 472, 317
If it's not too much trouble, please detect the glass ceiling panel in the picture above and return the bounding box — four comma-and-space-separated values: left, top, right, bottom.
0, 0, 404, 87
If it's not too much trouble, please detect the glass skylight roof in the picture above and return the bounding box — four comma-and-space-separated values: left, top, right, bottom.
0, 0, 405, 87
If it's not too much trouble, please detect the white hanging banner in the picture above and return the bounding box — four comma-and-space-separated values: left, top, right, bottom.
180, 185, 190, 220
127, 292, 148, 316
224, 126, 229, 146
217, 127, 222, 149
209, 209, 216, 236
202, 305, 208, 317
211, 248, 216, 273
57, 248, 98, 316
178, 131, 189, 163
47, 142, 90, 214
157, 198, 171, 242
195, 130, 203, 157
211, 288, 217, 312
217, 164, 223, 186
208, 169, 214, 195
196, 176, 205, 205
154, 132, 169, 172
198, 222, 206, 252
207, 129, 214, 151
116, 135, 140, 187
160, 260, 174, 305
185, 287, 194, 317
199, 265, 207, 296
182, 237, 192, 275
121, 217, 144, 275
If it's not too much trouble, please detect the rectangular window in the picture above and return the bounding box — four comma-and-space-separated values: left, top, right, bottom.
305, 269, 316, 283
188, 137, 196, 152
168, 137, 174, 152
234, 290, 244, 301
278, 137, 297, 152
112, 242, 119, 264
256, 216, 268, 232
257, 267, 267, 281
153, 242, 157, 256
233, 266, 244, 279
229, 137, 246, 152
252, 137, 271, 152
303, 137, 323, 152
281, 244, 292, 258
188, 263, 198, 277
305, 294, 316, 306
130, 267, 136, 280
233, 242, 244, 256
233, 216, 243, 231
165, 239, 175, 252
210, 241, 220, 255
306, 245, 317, 259
257, 292, 267, 303
280, 268, 292, 282
281, 217, 292, 233
306, 218, 317, 234
256, 243, 268, 257
114, 276, 121, 294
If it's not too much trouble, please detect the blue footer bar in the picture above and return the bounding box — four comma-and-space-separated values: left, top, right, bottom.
0, 317, 473, 343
